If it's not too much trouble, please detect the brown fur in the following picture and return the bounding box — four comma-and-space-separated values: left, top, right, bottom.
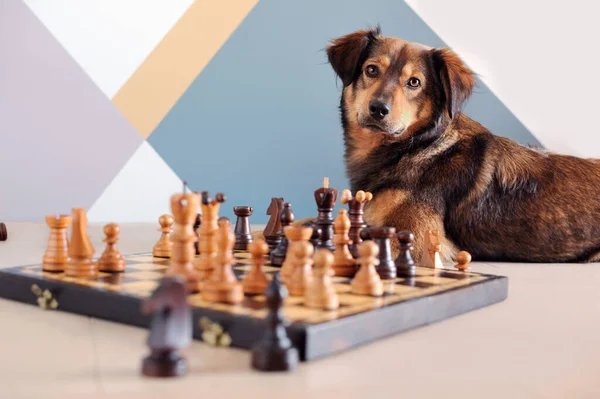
327, 27, 600, 263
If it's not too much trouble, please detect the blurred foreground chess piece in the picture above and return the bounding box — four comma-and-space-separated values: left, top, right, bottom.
42, 214, 72, 272
141, 276, 192, 378
0, 222, 7, 241
280, 225, 313, 284
242, 240, 270, 295
65, 208, 96, 278
305, 248, 339, 310
153, 214, 174, 258
97, 223, 126, 272
288, 241, 314, 297
395, 231, 416, 277
351, 241, 383, 297
455, 251, 472, 271
251, 274, 299, 372
233, 206, 254, 250
340, 189, 373, 258
421, 230, 443, 269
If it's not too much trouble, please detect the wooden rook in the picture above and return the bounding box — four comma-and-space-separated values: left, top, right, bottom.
233, 206, 254, 251
42, 214, 72, 272
251, 274, 299, 372
280, 225, 313, 284
455, 251, 472, 271
340, 189, 373, 258
65, 208, 96, 278
242, 240, 270, 295
305, 248, 339, 310
395, 231, 416, 277
270, 203, 295, 266
141, 276, 192, 378
351, 241, 383, 297
167, 191, 201, 292
193, 213, 202, 255
193, 191, 226, 280
421, 230, 443, 269
0, 222, 7, 241
332, 209, 356, 277
365, 226, 397, 279
288, 241, 314, 297
263, 197, 284, 251
97, 223, 126, 272
153, 214, 174, 258
201, 218, 244, 304
314, 177, 338, 252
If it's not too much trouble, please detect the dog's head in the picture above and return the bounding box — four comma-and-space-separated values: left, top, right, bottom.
326, 27, 476, 141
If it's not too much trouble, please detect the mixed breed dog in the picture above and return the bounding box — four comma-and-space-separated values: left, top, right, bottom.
326, 26, 600, 263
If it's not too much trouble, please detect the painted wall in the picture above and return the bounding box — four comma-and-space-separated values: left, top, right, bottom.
1, 0, 595, 224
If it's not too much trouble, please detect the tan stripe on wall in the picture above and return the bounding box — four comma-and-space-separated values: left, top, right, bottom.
113, 0, 258, 139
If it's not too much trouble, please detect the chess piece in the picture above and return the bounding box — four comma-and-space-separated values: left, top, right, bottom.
153, 214, 174, 258
305, 248, 339, 309
340, 189, 373, 258
314, 177, 338, 251
287, 241, 314, 297
201, 218, 244, 304
280, 225, 313, 284
332, 209, 356, 277
167, 191, 201, 292
0, 222, 7, 241
242, 240, 270, 295
351, 241, 383, 296
421, 230, 443, 269
194, 191, 226, 280
233, 206, 254, 251
395, 231, 416, 277
193, 213, 202, 255
366, 226, 397, 279
270, 203, 295, 266
42, 214, 72, 272
251, 274, 299, 372
263, 197, 284, 251
455, 251, 472, 271
97, 223, 126, 272
141, 276, 192, 378
302, 220, 321, 247
65, 208, 96, 278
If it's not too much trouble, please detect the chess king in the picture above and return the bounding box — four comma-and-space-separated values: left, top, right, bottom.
327, 27, 600, 263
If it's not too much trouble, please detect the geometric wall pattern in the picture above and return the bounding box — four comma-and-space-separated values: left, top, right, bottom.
1, 0, 542, 223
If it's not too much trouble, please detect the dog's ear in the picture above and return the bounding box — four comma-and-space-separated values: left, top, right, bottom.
326, 27, 381, 86
431, 48, 476, 118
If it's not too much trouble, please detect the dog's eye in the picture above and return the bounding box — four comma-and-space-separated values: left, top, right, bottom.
365, 65, 380, 78
407, 77, 421, 88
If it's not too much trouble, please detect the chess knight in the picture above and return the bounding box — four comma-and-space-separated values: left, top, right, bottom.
327, 26, 600, 263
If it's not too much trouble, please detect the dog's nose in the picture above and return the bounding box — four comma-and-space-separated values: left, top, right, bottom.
369, 100, 391, 121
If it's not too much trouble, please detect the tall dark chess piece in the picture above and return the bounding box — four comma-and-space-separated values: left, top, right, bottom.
263, 197, 284, 251
270, 203, 294, 266
0, 222, 7, 241
395, 231, 416, 277
141, 276, 192, 377
314, 177, 338, 252
193, 214, 202, 255
340, 189, 373, 258
251, 274, 299, 372
364, 227, 397, 279
233, 206, 254, 251
302, 220, 321, 247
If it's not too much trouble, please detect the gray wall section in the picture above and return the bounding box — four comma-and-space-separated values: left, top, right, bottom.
150, 0, 540, 223
0, 0, 142, 222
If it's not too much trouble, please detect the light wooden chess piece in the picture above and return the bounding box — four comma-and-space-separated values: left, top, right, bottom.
455, 251, 472, 271
97, 223, 126, 272
167, 191, 201, 292
351, 241, 383, 297
242, 240, 270, 295
305, 248, 339, 310
202, 218, 244, 304
42, 214, 72, 272
421, 230, 443, 269
280, 225, 313, 284
332, 209, 356, 277
288, 241, 314, 297
65, 208, 96, 277
194, 191, 226, 280
153, 214, 173, 258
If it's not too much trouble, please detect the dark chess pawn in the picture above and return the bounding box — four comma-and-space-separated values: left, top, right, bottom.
365, 227, 397, 279
251, 274, 299, 372
301, 220, 321, 247
233, 206, 254, 251
0, 222, 7, 241
141, 276, 192, 378
395, 231, 416, 277
270, 203, 295, 266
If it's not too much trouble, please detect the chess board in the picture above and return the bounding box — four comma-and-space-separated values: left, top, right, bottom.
0, 251, 508, 361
